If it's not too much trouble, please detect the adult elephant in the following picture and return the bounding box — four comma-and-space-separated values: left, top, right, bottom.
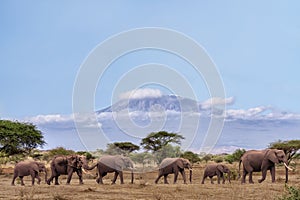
87, 155, 134, 184
11, 161, 47, 186
47, 155, 89, 185
201, 164, 231, 184
155, 158, 192, 184
239, 149, 292, 184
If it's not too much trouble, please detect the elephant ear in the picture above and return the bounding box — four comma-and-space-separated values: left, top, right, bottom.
67, 155, 77, 167
217, 165, 224, 173
266, 149, 279, 164
177, 159, 184, 169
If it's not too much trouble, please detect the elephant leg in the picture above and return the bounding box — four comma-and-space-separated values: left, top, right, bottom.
119, 171, 124, 184
66, 171, 73, 184
174, 170, 179, 184
163, 174, 169, 184
221, 173, 225, 184
180, 170, 187, 184
30, 171, 36, 185
217, 174, 221, 184
76, 170, 83, 184
54, 176, 60, 185
31, 175, 35, 185
209, 176, 214, 184
241, 169, 247, 184
20, 176, 25, 186
112, 171, 119, 184
11, 174, 18, 186
96, 175, 103, 184
36, 175, 41, 185
155, 173, 163, 184
270, 167, 276, 183
258, 170, 267, 183
201, 175, 207, 184
47, 176, 52, 185
249, 172, 254, 184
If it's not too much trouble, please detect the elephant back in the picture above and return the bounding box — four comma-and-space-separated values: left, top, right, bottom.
15, 161, 39, 176
99, 155, 131, 171
159, 158, 178, 169
99, 155, 119, 170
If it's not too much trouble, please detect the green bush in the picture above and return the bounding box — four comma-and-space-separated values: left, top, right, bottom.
213, 156, 224, 163
180, 151, 200, 164
43, 147, 75, 160
201, 154, 212, 163
277, 185, 300, 200
76, 151, 94, 160
225, 149, 246, 164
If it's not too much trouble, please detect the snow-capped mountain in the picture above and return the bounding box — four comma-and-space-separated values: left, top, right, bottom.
97, 95, 201, 113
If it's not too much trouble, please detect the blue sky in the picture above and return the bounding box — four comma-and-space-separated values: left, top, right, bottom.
1, 1, 300, 119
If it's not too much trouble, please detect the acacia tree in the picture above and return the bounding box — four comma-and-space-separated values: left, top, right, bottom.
269, 140, 300, 164
0, 120, 46, 155
141, 131, 184, 152
105, 142, 140, 155
141, 131, 184, 163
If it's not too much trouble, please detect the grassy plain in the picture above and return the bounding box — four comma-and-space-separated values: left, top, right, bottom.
0, 162, 299, 200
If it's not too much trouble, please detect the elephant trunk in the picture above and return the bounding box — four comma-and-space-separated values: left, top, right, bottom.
283, 162, 291, 183
44, 170, 48, 184
189, 168, 192, 183
131, 170, 134, 184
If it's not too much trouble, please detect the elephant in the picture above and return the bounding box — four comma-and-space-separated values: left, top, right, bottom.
155, 158, 192, 184
201, 164, 231, 184
11, 161, 47, 186
47, 155, 89, 185
87, 155, 134, 184
239, 149, 292, 184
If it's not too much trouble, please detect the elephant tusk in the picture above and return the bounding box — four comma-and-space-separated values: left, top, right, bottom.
82, 168, 90, 174
284, 163, 293, 171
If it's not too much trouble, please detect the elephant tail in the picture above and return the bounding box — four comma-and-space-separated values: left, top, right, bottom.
237, 159, 242, 180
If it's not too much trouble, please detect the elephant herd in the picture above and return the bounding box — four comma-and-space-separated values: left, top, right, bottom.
11, 149, 292, 186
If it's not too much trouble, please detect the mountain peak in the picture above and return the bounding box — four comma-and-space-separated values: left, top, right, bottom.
97, 95, 200, 113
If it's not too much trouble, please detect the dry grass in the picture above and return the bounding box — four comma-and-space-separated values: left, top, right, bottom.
0, 163, 299, 200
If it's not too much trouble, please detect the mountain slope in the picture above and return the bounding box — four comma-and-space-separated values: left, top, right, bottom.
97, 95, 201, 113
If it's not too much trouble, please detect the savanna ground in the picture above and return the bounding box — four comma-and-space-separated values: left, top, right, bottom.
0, 162, 299, 200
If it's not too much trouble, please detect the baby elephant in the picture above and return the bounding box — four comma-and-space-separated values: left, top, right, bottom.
155, 158, 192, 184
11, 161, 47, 186
201, 164, 231, 184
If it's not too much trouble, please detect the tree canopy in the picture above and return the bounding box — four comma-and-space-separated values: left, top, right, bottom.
269, 140, 300, 164
180, 151, 200, 164
105, 142, 140, 155
140, 131, 184, 152
0, 120, 46, 155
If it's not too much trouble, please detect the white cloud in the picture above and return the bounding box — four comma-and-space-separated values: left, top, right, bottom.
26, 113, 102, 129
26, 114, 73, 124
201, 97, 235, 109
119, 88, 162, 100
226, 106, 300, 120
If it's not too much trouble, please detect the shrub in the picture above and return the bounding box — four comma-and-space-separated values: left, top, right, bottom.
213, 156, 224, 163
76, 151, 94, 160
44, 147, 75, 160
180, 151, 200, 164
277, 185, 300, 200
201, 154, 212, 163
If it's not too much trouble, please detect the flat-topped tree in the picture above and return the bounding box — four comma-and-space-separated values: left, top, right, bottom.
141, 131, 184, 163
105, 142, 140, 156
141, 131, 184, 152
